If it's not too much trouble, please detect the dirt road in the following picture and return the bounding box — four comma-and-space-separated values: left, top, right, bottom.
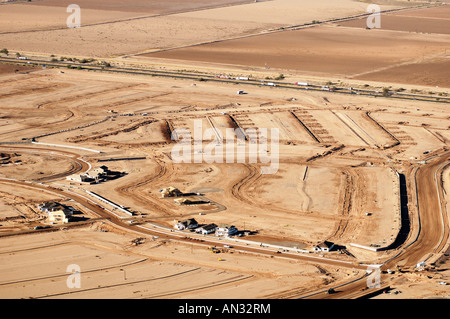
385, 153, 450, 269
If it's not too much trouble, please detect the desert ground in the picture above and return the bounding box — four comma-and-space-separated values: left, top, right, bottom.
0, 0, 449, 302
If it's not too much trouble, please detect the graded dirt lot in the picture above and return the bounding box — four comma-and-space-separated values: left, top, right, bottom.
0, 64, 448, 298
0, 0, 261, 33
140, 3, 450, 88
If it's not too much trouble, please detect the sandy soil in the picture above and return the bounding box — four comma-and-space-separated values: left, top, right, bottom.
0, 63, 39, 75
0, 0, 260, 33
337, 10, 450, 35
178, 0, 372, 25
0, 67, 448, 298
0, 0, 448, 300
0, 15, 276, 57
145, 25, 450, 80
0, 226, 362, 299
0, 152, 74, 181
393, 4, 450, 19
27, 0, 258, 14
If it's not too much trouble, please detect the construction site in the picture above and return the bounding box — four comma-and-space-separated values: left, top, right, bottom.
0, 0, 448, 301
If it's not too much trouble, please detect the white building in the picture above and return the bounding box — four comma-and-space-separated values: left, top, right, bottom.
38, 201, 65, 213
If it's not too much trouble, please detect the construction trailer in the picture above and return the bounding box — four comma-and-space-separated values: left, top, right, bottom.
38, 201, 74, 224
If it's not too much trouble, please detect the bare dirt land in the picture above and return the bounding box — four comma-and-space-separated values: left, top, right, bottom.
141, 3, 450, 88
0, 0, 448, 302
148, 26, 443, 74
144, 24, 450, 85
0, 228, 363, 299
0, 63, 39, 75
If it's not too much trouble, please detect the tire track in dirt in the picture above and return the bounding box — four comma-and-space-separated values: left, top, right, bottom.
228, 163, 302, 216
32, 158, 81, 183
67, 119, 158, 143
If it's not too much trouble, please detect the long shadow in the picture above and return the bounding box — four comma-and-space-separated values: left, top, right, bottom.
381, 173, 411, 251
